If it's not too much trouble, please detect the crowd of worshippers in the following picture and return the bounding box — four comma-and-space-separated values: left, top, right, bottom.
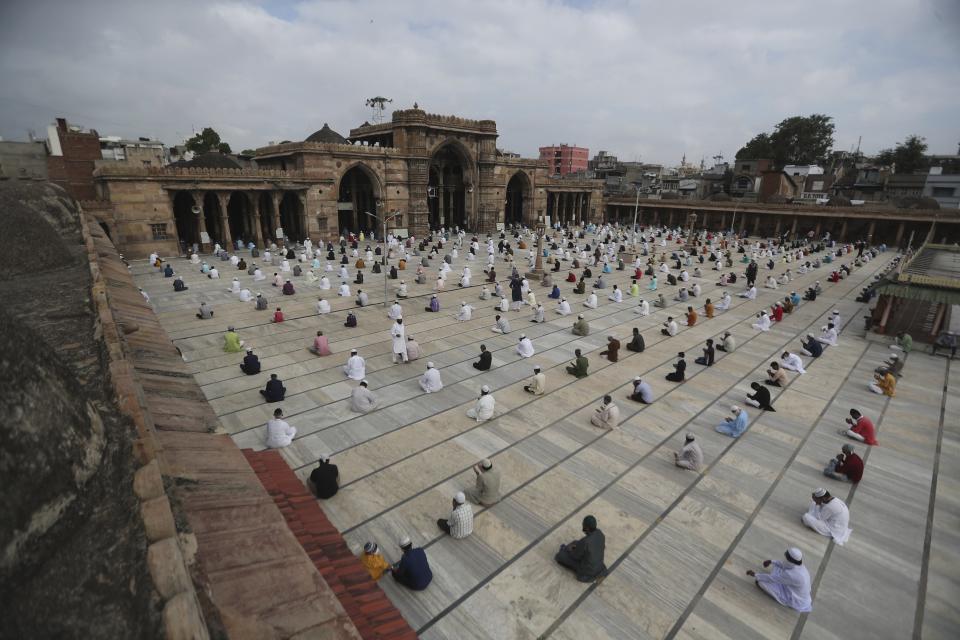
146, 221, 894, 605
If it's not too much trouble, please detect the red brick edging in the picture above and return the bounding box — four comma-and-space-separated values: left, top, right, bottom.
242, 450, 417, 640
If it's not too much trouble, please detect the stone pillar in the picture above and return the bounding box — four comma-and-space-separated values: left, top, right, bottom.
894, 221, 905, 247
773, 218, 781, 238
877, 295, 892, 334
739, 213, 747, 234
250, 192, 265, 248
298, 192, 308, 242
217, 192, 232, 249
839, 220, 848, 242
702, 212, 710, 231
814, 220, 822, 239
668, 211, 675, 227
271, 192, 282, 245
867, 220, 876, 243
752, 215, 761, 236
190, 191, 209, 251
790, 216, 798, 238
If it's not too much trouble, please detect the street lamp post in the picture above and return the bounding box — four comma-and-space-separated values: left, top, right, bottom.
631, 183, 642, 249
365, 203, 402, 307
729, 199, 741, 236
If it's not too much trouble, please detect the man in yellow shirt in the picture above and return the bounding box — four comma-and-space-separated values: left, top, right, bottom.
869, 371, 896, 397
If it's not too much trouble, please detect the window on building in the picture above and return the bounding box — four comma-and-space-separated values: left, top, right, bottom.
151, 223, 168, 240
932, 187, 955, 197
742, 164, 751, 172
142, 160, 152, 166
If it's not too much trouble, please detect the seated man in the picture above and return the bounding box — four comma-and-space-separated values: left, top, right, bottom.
571, 314, 590, 336
265, 408, 296, 449
391, 537, 433, 591
436, 492, 474, 539
629, 376, 653, 404
800, 334, 823, 358
661, 317, 678, 337
674, 433, 703, 471
524, 366, 546, 395
746, 547, 812, 613
240, 348, 261, 375
765, 361, 787, 387
467, 386, 496, 421
599, 335, 620, 362
801, 488, 852, 545
467, 459, 502, 506
473, 344, 492, 370
823, 444, 864, 483
566, 349, 589, 378
350, 380, 378, 413
626, 328, 645, 352
196, 301, 214, 319
555, 516, 607, 583
694, 339, 715, 366
665, 352, 686, 382
868, 371, 896, 397
590, 395, 620, 429
716, 331, 736, 353
260, 373, 286, 403
715, 405, 748, 437
745, 381, 775, 411
875, 354, 903, 378
308, 455, 340, 499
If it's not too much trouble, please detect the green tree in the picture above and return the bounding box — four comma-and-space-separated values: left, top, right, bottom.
736, 114, 835, 167
185, 127, 232, 154
768, 114, 834, 166
240, 149, 257, 156
876, 134, 928, 174
735, 133, 774, 160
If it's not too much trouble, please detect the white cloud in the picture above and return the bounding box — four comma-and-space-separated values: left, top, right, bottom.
0, 0, 957, 162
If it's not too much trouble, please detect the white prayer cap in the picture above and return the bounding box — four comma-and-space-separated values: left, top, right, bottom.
246, 348, 253, 353
578, 313, 584, 319
731, 405, 740, 412
813, 487, 827, 498
832, 310, 839, 315
454, 491, 466, 504
351, 349, 358, 354
481, 459, 492, 469
319, 454, 330, 463
786, 547, 803, 562
360, 379, 368, 386
890, 354, 899, 359
520, 334, 526, 339
561, 297, 567, 301
481, 385, 490, 393
398, 536, 412, 548
461, 301, 466, 305
427, 361, 435, 368
634, 376, 641, 381
821, 326, 828, 332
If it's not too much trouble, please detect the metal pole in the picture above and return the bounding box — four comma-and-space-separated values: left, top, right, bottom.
632, 186, 640, 248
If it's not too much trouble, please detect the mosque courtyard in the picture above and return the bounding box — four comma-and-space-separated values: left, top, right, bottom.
132, 234, 958, 640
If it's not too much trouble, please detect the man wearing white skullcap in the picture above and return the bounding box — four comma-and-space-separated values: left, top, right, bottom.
674, 433, 703, 471
436, 491, 474, 539
466, 385, 496, 421
467, 459, 501, 506
343, 349, 366, 380
746, 547, 812, 612
391, 536, 432, 590
350, 380, 378, 413
802, 488, 852, 545
419, 362, 443, 393
516, 334, 535, 358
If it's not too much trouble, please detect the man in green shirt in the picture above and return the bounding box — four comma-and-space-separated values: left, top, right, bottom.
566, 349, 589, 378
892, 332, 912, 353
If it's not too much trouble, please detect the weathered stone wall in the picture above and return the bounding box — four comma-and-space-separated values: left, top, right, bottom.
95, 179, 179, 257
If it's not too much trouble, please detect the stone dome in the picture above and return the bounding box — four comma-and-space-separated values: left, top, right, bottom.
173, 152, 241, 169
305, 123, 347, 144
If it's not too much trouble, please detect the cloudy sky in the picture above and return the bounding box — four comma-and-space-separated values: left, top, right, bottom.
2, 0, 958, 164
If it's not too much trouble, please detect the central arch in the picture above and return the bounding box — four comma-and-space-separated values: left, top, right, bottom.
338, 164, 382, 235
173, 191, 200, 251
505, 171, 531, 227
279, 192, 305, 242
428, 139, 476, 231
227, 192, 253, 246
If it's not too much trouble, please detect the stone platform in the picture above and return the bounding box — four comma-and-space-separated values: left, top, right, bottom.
134, 241, 959, 640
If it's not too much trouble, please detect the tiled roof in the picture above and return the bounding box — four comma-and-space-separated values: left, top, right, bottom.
243, 449, 417, 640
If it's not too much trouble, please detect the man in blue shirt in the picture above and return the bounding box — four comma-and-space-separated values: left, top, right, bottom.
391, 536, 432, 591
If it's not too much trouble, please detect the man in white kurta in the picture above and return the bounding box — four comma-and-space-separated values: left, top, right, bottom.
556, 298, 572, 315
456, 302, 473, 322
318, 275, 331, 289
716, 292, 732, 311
753, 312, 771, 332
466, 386, 495, 421
584, 292, 598, 309
391, 319, 408, 363
491, 315, 511, 334
338, 282, 351, 297
802, 488, 852, 545
516, 335, 535, 358
419, 362, 443, 393
316, 298, 331, 314
818, 324, 838, 346
590, 395, 620, 429
608, 286, 623, 303
350, 380, 378, 413
780, 351, 805, 374
674, 433, 704, 471
265, 409, 296, 448
633, 298, 650, 316
531, 304, 545, 323
238, 288, 252, 302
388, 301, 403, 320
748, 547, 812, 612
343, 350, 366, 380
739, 286, 757, 299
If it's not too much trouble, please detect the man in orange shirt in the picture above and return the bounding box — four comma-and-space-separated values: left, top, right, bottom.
685, 306, 698, 327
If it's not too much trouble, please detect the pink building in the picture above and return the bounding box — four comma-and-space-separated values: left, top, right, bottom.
539, 144, 589, 176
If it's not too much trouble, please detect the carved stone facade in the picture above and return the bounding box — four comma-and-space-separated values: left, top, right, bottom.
93, 107, 603, 258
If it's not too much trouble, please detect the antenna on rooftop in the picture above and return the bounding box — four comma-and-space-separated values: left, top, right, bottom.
713, 152, 724, 165
365, 97, 393, 124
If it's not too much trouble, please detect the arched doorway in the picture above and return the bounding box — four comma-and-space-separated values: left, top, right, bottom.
202, 192, 224, 246
279, 192, 304, 242
173, 191, 199, 251
227, 192, 253, 246
505, 172, 531, 227
428, 142, 473, 231
338, 165, 380, 235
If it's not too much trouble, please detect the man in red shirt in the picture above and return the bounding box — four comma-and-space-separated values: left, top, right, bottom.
824, 444, 864, 482
839, 408, 877, 445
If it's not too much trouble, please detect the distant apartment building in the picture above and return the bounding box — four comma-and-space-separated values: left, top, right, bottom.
0, 140, 49, 180
539, 144, 588, 176
98, 136, 168, 168
46, 117, 102, 201
924, 166, 960, 209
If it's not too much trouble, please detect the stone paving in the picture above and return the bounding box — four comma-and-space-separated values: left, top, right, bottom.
133, 237, 959, 640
